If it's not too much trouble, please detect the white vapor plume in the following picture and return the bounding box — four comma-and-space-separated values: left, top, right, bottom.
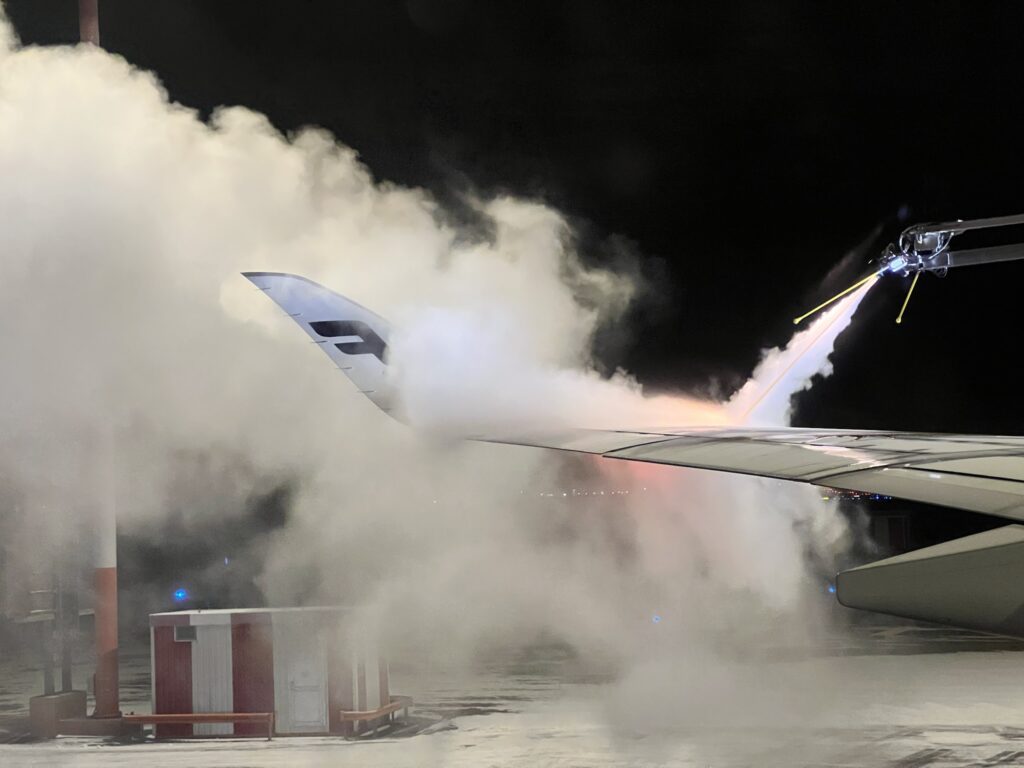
728, 278, 877, 425
0, 5, 870, 744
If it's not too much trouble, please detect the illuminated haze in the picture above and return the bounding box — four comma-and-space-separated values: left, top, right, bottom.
0, 7, 868, 737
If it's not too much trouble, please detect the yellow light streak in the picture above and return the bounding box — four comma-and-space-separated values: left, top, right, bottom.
792, 272, 879, 325
895, 271, 920, 325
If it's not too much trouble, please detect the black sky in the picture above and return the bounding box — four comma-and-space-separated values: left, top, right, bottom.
7, 0, 1024, 434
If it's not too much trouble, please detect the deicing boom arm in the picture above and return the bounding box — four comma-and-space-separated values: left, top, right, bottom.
881, 212, 1024, 276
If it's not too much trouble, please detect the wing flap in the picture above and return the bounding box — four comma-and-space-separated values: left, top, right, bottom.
609, 438, 877, 480
824, 467, 1024, 518
486, 430, 679, 454
913, 455, 1024, 482
492, 428, 1024, 522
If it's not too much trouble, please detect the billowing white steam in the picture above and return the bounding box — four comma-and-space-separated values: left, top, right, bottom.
0, 7, 868, 734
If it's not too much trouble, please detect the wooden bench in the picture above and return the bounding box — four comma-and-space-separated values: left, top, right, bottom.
123, 711, 275, 740
339, 695, 412, 735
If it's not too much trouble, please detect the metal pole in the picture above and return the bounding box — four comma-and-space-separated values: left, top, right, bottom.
77, 4, 119, 719
92, 477, 119, 717
57, 561, 78, 693
79, 0, 100, 46
92, 562, 118, 716
40, 621, 55, 696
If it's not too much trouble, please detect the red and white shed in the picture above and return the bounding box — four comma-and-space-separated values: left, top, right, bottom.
149, 607, 388, 736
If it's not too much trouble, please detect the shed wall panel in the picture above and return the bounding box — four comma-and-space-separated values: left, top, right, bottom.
191, 624, 234, 735
232, 615, 275, 736
327, 633, 352, 734
153, 619, 192, 738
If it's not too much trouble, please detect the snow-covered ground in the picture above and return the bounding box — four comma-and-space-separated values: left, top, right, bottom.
5, 627, 1024, 766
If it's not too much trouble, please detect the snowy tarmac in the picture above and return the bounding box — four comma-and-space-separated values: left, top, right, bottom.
4, 626, 1024, 766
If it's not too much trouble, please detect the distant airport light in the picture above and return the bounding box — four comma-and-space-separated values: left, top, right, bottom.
826, 584, 836, 595
173, 588, 189, 603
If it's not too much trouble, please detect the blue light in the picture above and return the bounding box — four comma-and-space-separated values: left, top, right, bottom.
652, 614, 662, 624
173, 588, 189, 602
826, 584, 836, 595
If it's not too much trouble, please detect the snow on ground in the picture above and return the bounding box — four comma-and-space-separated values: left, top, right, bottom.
5, 627, 1024, 766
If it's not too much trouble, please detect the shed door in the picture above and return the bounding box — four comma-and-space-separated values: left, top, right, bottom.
273, 615, 328, 733
191, 623, 234, 736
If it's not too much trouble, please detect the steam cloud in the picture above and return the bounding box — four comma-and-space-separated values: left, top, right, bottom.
0, 7, 868, 738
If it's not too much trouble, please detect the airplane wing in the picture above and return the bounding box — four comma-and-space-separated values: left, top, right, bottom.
481, 427, 1024, 522
244, 272, 1024, 637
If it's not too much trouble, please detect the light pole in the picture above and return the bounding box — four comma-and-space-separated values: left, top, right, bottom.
79, 0, 119, 719
79, 0, 99, 46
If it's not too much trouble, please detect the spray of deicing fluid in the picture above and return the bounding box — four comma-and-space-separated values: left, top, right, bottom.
728, 276, 878, 425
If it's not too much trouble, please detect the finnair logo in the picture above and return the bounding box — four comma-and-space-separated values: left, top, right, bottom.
309, 320, 387, 363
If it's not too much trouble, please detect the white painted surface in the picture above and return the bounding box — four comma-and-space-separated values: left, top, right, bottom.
190, 612, 232, 626
365, 644, 381, 710
93, 430, 118, 568
191, 624, 234, 736
272, 614, 328, 734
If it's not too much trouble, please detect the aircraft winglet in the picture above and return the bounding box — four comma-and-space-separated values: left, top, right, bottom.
242, 272, 396, 413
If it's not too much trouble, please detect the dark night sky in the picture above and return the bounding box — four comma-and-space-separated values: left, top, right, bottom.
8, 0, 1024, 434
